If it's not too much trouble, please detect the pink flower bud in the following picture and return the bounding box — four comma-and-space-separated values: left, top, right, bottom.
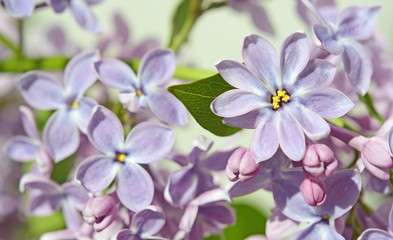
303, 144, 338, 177
226, 148, 260, 182
300, 177, 327, 207
83, 195, 118, 232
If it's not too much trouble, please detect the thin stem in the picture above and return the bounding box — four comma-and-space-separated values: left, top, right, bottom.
357, 93, 385, 125
202, 1, 227, 12
0, 32, 19, 55
17, 20, 24, 59
35, 2, 48, 10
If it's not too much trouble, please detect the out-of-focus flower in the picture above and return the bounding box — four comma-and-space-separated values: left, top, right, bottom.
3, 0, 34, 19
226, 147, 260, 182
19, 51, 99, 162
358, 204, 393, 240
265, 207, 298, 240
76, 106, 175, 212
211, 32, 353, 161
94, 48, 187, 126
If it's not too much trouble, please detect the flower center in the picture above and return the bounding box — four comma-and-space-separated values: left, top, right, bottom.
322, 214, 329, 220
115, 153, 127, 163
136, 89, 143, 96
271, 89, 290, 110
71, 101, 79, 109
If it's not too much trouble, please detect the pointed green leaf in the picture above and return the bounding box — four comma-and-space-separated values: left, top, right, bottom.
168, 73, 241, 136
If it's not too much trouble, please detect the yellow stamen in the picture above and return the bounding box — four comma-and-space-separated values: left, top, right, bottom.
116, 153, 126, 163
271, 89, 290, 110
322, 214, 329, 220
72, 102, 79, 109
136, 89, 142, 96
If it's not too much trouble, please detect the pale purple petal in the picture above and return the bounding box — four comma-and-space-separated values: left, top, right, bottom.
291, 220, 345, 240
116, 162, 154, 212
223, 109, 264, 129
211, 89, 268, 118
113, 13, 129, 45
76, 155, 119, 192
199, 203, 235, 228
216, 60, 268, 95
249, 3, 274, 35
138, 49, 175, 87
358, 229, 393, 240
70, 97, 97, 134
124, 122, 174, 164
40, 230, 77, 240
19, 71, 65, 110
87, 106, 124, 154
93, 58, 138, 90
266, 208, 298, 240
19, 106, 40, 140
118, 90, 140, 112
278, 110, 305, 161
62, 183, 89, 210
20, 173, 61, 193
62, 201, 84, 231
26, 194, 62, 216
131, 206, 165, 237
64, 50, 99, 96
165, 168, 198, 207
313, 25, 343, 55
250, 114, 279, 162
389, 127, 393, 154
69, 0, 101, 33
191, 188, 230, 207
146, 89, 188, 125
299, 88, 354, 119
280, 32, 310, 86
227, 171, 271, 198
242, 34, 279, 89
341, 40, 372, 95
5, 136, 37, 162
49, 0, 68, 13
338, 6, 381, 41
287, 104, 330, 141
294, 59, 337, 92
114, 229, 137, 240
3, 0, 34, 18
43, 110, 79, 162
200, 148, 238, 171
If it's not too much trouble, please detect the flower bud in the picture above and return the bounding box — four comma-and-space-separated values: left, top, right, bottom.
226, 148, 260, 182
303, 144, 338, 177
300, 177, 327, 207
83, 195, 118, 232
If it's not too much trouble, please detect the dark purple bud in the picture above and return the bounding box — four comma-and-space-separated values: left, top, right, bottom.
303, 144, 338, 177
226, 147, 260, 182
83, 194, 118, 232
300, 177, 327, 207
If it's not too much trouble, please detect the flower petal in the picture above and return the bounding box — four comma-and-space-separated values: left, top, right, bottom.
338, 6, 381, 41
227, 170, 271, 198
70, 97, 97, 134
62, 183, 89, 210
3, 0, 34, 18
280, 32, 310, 86
200, 148, 238, 171
212, 89, 269, 118
93, 58, 138, 90
125, 122, 174, 164
249, 3, 274, 35
138, 49, 175, 87
291, 220, 345, 240
294, 59, 337, 92
358, 229, 393, 240
20, 173, 61, 193
5, 136, 37, 162
341, 40, 372, 95
49, 0, 68, 13
250, 113, 279, 162
76, 155, 119, 192
242, 34, 279, 90
266, 208, 298, 240
299, 88, 354, 119
69, 0, 101, 33
26, 194, 61, 216
313, 25, 343, 55
43, 110, 80, 162
61, 201, 83, 231
223, 109, 264, 129
215, 60, 267, 95
19, 106, 40, 140
131, 206, 165, 237
165, 168, 198, 207
199, 203, 235, 228
87, 106, 124, 154
19, 71, 65, 110
116, 162, 154, 212
114, 230, 137, 240
389, 127, 393, 155
146, 88, 188, 125
278, 110, 305, 161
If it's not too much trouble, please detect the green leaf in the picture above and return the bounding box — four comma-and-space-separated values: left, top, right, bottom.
168, 73, 241, 136
27, 211, 66, 238
168, 0, 190, 47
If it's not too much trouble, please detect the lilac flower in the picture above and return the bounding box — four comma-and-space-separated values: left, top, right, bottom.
76, 106, 175, 212
93, 48, 187, 126
302, 143, 338, 177
3, 0, 34, 19
358, 204, 393, 240
303, 0, 381, 94
226, 147, 260, 182
5, 106, 52, 175
265, 207, 298, 240
165, 136, 237, 207
47, 0, 103, 33
83, 193, 119, 232
112, 205, 166, 240
19, 173, 89, 231
19, 50, 99, 162
273, 169, 361, 239
211, 32, 353, 161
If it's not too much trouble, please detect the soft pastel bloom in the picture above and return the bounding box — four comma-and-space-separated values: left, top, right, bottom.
358, 204, 393, 240
211, 32, 353, 161
300, 176, 327, 206
226, 147, 260, 182
76, 106, 175, 212
93, 48, 187, 126
303, 0, 381, 94
83, 194, 119, 232
40, 222, 94, 240
303, 143, 338, 177
265, 207, 298, 240
112, 205, 166, 240
5, 106, 52, 175
47, 0, 103, 33
19, 50, 99, 162
3, 0, 34, 18
165, 136, 237, 207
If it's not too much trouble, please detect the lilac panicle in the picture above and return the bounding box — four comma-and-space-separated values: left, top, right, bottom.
93, 48, 187, 126
19, 50, 99, 162
3, 0, 34, 19
211, 32, 353, 161
76, 105, 175, 212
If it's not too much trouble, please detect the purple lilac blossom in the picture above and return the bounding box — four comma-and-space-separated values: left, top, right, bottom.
358, 204, 393, 240
302, 0, 381, 95
83, 193, 119, 232
76, 105, 175, 212
265, 207, 298, 240
19, 50, 99, 162
211, 32, 353, 161
93, 48, 187, 126
3, 0, 34, 19
165, 136, 237, 207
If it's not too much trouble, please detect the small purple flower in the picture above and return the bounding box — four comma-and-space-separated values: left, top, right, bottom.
93, 48, 187, 126
19, 50, 99, 162
76, 106, 175, 212
3, 0, 34, 19
211, 32, 353, 161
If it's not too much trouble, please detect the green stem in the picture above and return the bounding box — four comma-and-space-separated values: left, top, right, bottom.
357, 93, 385, 125
203, 1, 227, 11
0, 32, 19, 56
17, 20, 24, 59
